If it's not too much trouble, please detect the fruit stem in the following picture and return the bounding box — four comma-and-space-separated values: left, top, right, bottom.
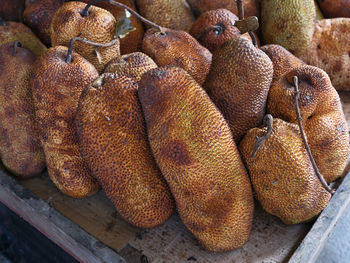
235, 0, 257, 47
293, 76, 335, 195
251, 114, 273, 158
81, 0, 100, 17
66, 32, 120, 63
12, 41, 22, 57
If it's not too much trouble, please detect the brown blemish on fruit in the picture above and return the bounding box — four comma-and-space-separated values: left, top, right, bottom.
162, 140, 192, 166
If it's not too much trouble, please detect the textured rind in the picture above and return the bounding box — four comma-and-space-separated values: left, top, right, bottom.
299, 18, 350, 91
50, 1, 120, 73
0, 0, 25, 22
23, 0, 64, 46
267, 65, 350, 183
317, 0, 350, 18
239, 118, 331, 224
204, 36, 273, 142
75, 73, 174, 228
79, 0, 144, 54
186, 0, 259, 18
136, 0, 195, 32
260, 44, 305, 80
0, 42, 45, 177
261, 0, 316, 57
138, 66, 254, 252
189, 9, 254, 52
142, 28, 212, 85
104, 52, 157, 82
0, 22, 47, 57
31, 46, 99, 198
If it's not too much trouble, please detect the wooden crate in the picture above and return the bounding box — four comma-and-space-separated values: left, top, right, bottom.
1, 93, 350, 263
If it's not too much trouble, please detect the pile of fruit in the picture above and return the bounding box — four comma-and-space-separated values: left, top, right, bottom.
1, 0, 349, 253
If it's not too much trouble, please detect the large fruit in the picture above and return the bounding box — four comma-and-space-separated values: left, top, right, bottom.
51, 1, 120, 73
0, 0, 25, 22
0, 22, 47, 57
239, 116, 331, 224
75, 73, 174, 228
0, 42, 45, 177
317, 0, 350, 18
138, 66, 254, 252
142, 28, 212, 85
204, 36, 273, 142
31, 46, 99, 198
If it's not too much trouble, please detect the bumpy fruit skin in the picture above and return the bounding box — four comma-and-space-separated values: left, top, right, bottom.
260, 44, 305, 79
261, 0, 316, 57
0, 42, 45, 177
0, 0, 25, 22
139, 66, 254, 252
299, 18, 350, 91
239, 118, 331, 224
189, 9, 254, 52
187, 0, 259, 18
23, 0, 64, 46
104, 52, 157, 81
136, 0, 195, 32
204, 36, 273, 142
142, 28, 212, 85
317, 0, 350, 18
51, 1, 120, 73
79, 0, 144, 54
267, 65, 350, 183
75, 73, 174, 228
0, 22, 47, 57
31, 46, 99, 198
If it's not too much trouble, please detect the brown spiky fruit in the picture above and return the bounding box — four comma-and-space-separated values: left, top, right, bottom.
260, 44, 305, 79
299, 18, 350, 91
79, 0, 144, 54
0, 0, 25, 22
0, 42, 45, 177
239, 117, 331, 224
31, 46, 99, 198
189, 9, 256, 52
0, 22, 47, 57
204, 36, 273, 142
267, 65, 350, 183
104, 52, 157, 81
138, 66, 254, 252
142, 28, 212, 85
136, 0, 195, 31
75, 73, 174, 228
187, 0, 259, 18
317, 0, 350, 18
23, 0, 64, 46
51, 1, 120, 73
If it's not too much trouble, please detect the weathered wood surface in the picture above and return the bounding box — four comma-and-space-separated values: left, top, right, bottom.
0, 92, 349, 262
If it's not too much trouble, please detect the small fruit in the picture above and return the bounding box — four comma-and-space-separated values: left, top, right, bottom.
139, 66, 254, 252
0, 21, 47, 57
75, 73, 175, 228
136, 0, 195, 31
142, 28, 212, 85
31, 45, 99, 198
0, 41, 45, 177
204, 36, 273, 142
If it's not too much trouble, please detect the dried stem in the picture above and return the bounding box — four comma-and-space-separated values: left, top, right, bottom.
82, 0, 165, 32
235, 0, 258, 47
251, 114, 274, 158
249, 31, 257, 46
292, 76, 334, 195
66, 33, 120, 63
12, 41, 22, 56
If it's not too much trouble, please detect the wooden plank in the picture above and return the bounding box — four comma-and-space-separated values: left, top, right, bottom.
0, 169, 126, 263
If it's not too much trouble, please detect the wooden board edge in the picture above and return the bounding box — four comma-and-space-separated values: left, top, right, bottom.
0, 170, 126, 263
